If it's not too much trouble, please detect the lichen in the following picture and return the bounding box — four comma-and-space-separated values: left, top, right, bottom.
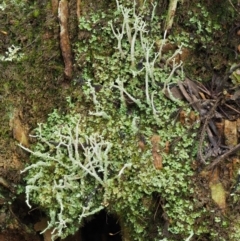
19, 0, 239, 240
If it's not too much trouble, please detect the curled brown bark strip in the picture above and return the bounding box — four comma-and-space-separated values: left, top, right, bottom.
76, 0, 81, 20
58, 0, 73, 80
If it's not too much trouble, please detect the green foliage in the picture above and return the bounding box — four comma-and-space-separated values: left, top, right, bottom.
21, 1, 217, 240
230, 66, 240, 85
168, 0, 239, 81
0, 1, 6, 10
169, 3, 220, 50
21, 111, 109, 239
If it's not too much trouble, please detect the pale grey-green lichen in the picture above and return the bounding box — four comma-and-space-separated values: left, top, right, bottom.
20, 1, 210, 240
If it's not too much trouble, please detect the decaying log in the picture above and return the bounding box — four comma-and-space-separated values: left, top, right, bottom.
58, 0, 73, 80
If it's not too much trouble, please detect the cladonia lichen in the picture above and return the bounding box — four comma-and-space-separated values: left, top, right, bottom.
20, 1, 209, 240
0, 45, 24, 62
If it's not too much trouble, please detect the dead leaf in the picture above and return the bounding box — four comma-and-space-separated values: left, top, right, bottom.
152, 152, 163, 170
34, 218, 55, 241
179, 110, 186, 125
209, 167, 226, 211
224, 120, 237, 147
155, 40, 176, 54
138, 140, 146, 151
209, 182, 226, 210
189, 111, 198, 123
34, 218, 48, 231
237, 118, 240, 136
151, 135, 161, 147
178, 47, 190, 63
43, 230, 54, 241
179, 110, 199, 125
164, 141, 170, 154
199, 91, 206, 100
164, 85, 184, 100
209, 166, 220, 184
10, 109, 29, 147
151, 135, 162, 170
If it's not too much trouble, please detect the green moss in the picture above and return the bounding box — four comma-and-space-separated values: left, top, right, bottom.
19, 0, 238, 240
171, 0, 239, 80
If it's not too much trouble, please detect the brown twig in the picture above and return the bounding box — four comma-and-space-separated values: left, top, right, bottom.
178, 80, 201, 111
227, 0, 240, 15
197, 99, 220, 164
76, 0, 81, 20
224, 102, 240, 115
205, 143, 240, 171
58, 0, 73, 80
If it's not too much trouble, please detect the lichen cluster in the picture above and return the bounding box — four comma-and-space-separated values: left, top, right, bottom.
21, 1, 219, 240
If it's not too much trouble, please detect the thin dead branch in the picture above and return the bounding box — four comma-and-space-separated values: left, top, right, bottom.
76, 0, 81, 20
58, 0, 73, 80
205, 143, 240, 171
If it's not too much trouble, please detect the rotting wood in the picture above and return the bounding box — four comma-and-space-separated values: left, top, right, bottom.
58, 0, 73, 80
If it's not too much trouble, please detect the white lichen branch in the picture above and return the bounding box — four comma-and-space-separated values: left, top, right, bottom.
112, 77, 142, 107
110, 20, 125, 58
163, 58, 183, 93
